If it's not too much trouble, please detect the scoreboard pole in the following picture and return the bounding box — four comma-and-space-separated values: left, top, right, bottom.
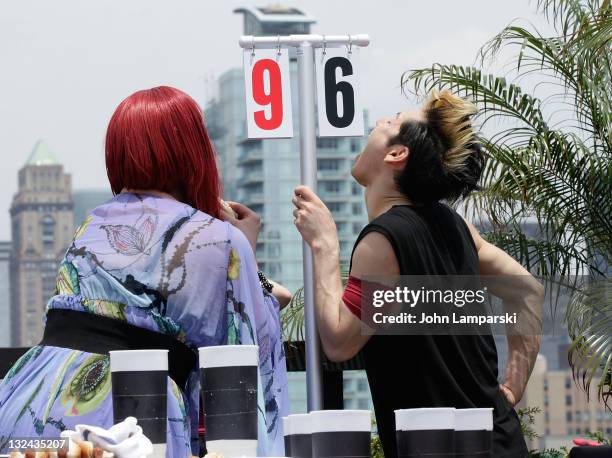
296, 39, 323, 411
239, 34, 370, 412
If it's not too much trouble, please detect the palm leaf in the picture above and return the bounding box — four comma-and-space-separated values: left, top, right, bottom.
404, 0, 611, 406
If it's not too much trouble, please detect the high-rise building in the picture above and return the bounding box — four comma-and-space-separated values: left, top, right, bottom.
286, 370, 374, 414
9, 141, 74, 346
206, 5, 368, 292
233, 5, 315, 36
0, 241, 11, 347
520, 354, 612, 450
207, 5, 372, 414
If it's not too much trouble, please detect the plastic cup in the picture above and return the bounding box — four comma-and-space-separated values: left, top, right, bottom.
283, 413, 312, 457
110, 349, 168, 457
395, 407, 455, 457
199, 345, 259, 458
454, 408, 493, 457
310, 410, 372, 457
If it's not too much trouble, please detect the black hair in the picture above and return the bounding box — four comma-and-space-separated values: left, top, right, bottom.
390, 91, 485, 204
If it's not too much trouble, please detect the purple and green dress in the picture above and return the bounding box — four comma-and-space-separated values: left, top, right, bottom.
0, 192, 289, 457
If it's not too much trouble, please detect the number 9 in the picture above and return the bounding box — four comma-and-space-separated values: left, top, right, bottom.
252, 59, 283, 130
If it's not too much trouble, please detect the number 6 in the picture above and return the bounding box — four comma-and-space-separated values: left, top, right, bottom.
324, 57, 355, 128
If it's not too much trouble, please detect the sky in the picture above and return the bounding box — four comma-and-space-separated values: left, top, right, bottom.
0, 0, 551, 240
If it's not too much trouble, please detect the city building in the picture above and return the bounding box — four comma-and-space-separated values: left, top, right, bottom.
343, 370, 374, 411
0, 241, 11, 347
207, 4, 372, 413
9, 141, 74, 346
520, 354, 612, 451
234, 5, 315, 36
206, 5, 368, 292
72, 188, 113, 228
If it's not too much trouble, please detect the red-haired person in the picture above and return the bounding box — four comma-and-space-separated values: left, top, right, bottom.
293, 91, 543, 457
0, 86, 291, 457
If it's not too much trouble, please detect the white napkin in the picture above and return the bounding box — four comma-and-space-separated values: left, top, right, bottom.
60, 417, 154, 458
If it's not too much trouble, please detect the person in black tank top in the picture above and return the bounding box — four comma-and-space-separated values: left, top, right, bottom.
293, 90, 543, 457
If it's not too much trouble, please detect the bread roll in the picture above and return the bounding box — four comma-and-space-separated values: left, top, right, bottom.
220, 199, 238, 219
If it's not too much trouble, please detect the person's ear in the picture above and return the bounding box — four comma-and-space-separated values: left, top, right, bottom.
383, 144, 409, 168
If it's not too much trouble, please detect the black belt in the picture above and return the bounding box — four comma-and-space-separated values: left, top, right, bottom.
40, 308, 197, 389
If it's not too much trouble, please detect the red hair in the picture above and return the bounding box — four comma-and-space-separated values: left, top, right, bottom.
105, 86, 222, 218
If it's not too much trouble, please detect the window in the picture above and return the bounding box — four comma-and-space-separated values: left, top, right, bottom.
318, 159, 340, 170
350, 139, 361, 152
352, 182, 361, 196
317, 138, 339, 149
357, 379, 368, 392
565, 377, 571, 389
327, 202, 344, 212
40, 215, 55, 251
268, 243, 281, 258
267, 262, 281, 277
267, 230, 281, 240
358, 399, 369, 410
352, 203, 362, 215
566, 412, 572, 422
353, 222, 362, 234
324, 181, 342, 193
243, 139, 262, 152
565, 395, 572, 406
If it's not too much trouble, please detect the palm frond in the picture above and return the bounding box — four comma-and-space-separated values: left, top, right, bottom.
404, 0, 611, 406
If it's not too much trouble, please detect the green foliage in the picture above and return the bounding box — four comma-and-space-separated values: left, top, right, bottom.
281, 270, 349, 341
529, 448, 569, 458
371, 419, 385, 458
404, 0, 611, 406
518, 406, 543, 441
584, 429, 612, 445
281, 284, 306, 341
520, 406, 570, 457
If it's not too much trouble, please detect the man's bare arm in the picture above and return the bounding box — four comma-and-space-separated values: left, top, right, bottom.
311, 231, 399, 362
465, 219, 544, 404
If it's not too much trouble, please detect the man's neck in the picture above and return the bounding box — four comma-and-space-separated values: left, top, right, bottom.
364, 182, 412, 221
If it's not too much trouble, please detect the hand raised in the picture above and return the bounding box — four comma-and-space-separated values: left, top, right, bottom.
221, 201, 261, 254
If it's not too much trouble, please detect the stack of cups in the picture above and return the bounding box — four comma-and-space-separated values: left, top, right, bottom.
310, 410, 372, 458
282, 414, 312, 457
395, 407, 455, 457
109, 349, 168, 458
199, 345, 259, 458
454, 408, 493, 457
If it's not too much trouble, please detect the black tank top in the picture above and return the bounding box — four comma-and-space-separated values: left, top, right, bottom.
350, 203, 528, 458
